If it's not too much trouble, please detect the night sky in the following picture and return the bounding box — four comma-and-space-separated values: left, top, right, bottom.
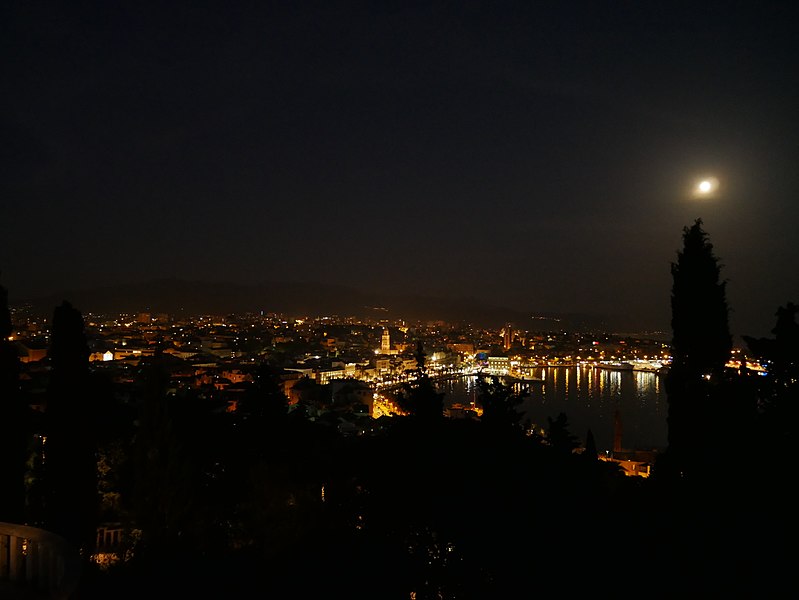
3, 1, 798, 338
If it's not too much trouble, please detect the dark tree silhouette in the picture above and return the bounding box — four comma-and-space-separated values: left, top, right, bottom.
660, 219, 733, 483
765, 302, 799, 386
475, 373, 528, 434
669, 219, 732, 376
0, 276, 11, 338
394, 341, 444, 423
238, 361, 289, 425
583, 428, 598, 461
545, 412, 579, 456
44, 300, 99, 554
0, 279, 29, 522
131, 344, 209, 558
743, 302, 799, 449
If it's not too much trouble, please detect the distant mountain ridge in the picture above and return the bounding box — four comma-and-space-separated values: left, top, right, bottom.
15, 278, 632, 332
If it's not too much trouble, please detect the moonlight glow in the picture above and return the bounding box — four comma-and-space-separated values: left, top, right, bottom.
692, 176, 719, 198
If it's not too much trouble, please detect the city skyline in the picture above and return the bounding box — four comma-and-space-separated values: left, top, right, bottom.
3, 1, 798, 339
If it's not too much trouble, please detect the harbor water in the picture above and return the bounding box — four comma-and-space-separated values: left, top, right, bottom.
437, 365, 669, 452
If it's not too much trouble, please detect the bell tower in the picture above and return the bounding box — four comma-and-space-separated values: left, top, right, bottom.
381, 327, 391, 354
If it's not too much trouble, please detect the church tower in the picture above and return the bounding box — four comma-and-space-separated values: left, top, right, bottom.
381, 327, 391, 354
503, 324, 513, 350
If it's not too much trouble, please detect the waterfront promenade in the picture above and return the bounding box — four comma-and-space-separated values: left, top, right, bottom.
375, 362, 669, 452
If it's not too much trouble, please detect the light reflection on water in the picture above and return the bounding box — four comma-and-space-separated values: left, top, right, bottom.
437, 366, 668, 452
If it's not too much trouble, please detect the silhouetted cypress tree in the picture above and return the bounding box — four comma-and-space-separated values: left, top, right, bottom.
669, 219, 732, 376
239, 361, 289, 426
661, 219, 732, 483
131, 343, 200, 557
0, 279, 29, 522
224, 360, 292, 536
44, 300, 99, 554
476, 373, 527, 435
395, 341, 444, 423
545, 412, 579, 456
583, 428, 598, 461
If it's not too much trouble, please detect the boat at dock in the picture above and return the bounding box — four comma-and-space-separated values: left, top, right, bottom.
594, 361, 634, 371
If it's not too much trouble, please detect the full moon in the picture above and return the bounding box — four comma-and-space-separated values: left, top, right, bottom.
692, 176, 719, 198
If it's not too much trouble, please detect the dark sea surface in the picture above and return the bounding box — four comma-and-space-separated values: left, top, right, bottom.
437, 366, 668, 452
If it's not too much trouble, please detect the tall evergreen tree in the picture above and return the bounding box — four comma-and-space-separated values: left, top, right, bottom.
583, 428, 598, 461
545, 412, 580, 456
394, 341, 444, 423
669, 219, 732, 376
0, 279, 28, 522
44, 300, 99, 554
131, 344, 206, 558
661, 219, 732, 483
476, 373, 528, 435
238, 361, 289, 426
